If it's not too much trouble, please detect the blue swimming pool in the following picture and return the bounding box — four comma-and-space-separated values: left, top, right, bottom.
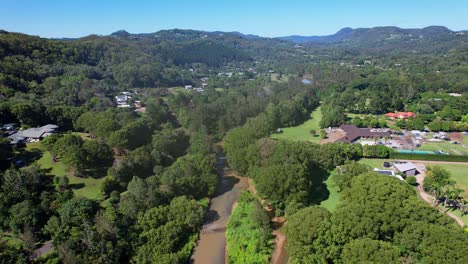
396, 149, 437, 155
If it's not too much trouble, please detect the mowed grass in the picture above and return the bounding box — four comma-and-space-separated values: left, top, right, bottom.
271, 106, 322, 143
418, 142, 468, 156
358, 158, 389, 169
26, 142, 104, 200
320, 170, 341, 212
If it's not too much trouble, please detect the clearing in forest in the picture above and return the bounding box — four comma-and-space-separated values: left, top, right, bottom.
271, 106, 322, 143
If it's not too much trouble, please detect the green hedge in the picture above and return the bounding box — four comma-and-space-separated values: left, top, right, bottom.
389, 152, 468, 162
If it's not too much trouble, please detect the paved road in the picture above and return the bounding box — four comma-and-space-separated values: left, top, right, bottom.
189, 156, 248, 264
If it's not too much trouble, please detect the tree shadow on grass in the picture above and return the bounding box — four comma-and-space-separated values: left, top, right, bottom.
309, 168, 331, 205
16, 148, 43, 167
69, 183, 85, 190
84, 166, 109, 179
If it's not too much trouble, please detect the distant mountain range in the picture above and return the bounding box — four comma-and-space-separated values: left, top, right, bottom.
276, 26, 461, 43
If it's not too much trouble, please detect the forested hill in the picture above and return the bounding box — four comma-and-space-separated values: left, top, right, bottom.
278, 26, 468, 54
1, 26, 467, 106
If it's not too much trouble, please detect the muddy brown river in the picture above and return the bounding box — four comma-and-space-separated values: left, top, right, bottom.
189, 156, 249, 264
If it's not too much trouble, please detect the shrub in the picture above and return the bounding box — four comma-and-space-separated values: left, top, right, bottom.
389, 152, 468, 162
405, 176, 417, 186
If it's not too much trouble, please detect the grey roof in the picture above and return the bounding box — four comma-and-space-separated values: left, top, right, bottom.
393, 162, 417, 172
7, 132, 25, 144
42, 124, 59, 130
21, 128, 46, 138
16, 124, 58, 139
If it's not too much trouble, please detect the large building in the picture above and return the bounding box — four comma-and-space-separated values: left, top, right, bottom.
336, 124, 391, 143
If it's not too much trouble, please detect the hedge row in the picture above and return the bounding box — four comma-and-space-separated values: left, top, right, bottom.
389, 152, 468, 162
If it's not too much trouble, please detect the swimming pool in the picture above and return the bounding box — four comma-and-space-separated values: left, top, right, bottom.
396, 149, 437, 155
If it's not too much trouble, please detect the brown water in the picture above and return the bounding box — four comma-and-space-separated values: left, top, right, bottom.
189, 156, 248, 264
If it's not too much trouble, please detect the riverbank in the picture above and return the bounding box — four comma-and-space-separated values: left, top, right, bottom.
189, 156, 249, 264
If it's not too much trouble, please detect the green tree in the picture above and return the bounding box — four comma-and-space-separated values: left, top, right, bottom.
340, 238, 400, 264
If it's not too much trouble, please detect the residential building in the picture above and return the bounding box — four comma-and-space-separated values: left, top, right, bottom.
8, 124, 58, 144
385, 112, 416, 119
393, 162, 418, 176
336, 125, 391, 143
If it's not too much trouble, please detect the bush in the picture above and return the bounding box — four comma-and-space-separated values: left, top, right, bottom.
405, 176, 417, 186
226, 192, 272, 264
362, 145, 392, 158
389, 152, 468, 162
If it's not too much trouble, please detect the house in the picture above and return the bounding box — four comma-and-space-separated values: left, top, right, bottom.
115, 95, 129, 105
7, 132, 25, 145
393, 162, 418, 176
194, 87, 205, 93
184, 85, 193, 90
336, 125, 391, 143
449, 93, 462, 97
1, 123, 18, 131
8, 124, 58, 144
385, 112, 415, 119
373, 168, 404, 181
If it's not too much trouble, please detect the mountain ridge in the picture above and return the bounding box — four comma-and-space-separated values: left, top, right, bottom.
276, 25, 458, 43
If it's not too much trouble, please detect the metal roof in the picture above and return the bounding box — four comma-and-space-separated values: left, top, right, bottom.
393, 162, 417, 172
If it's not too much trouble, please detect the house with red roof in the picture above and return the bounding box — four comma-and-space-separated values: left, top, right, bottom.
385, 112, 415, 119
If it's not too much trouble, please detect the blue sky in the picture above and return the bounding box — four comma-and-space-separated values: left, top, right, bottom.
1, 0, 467, 38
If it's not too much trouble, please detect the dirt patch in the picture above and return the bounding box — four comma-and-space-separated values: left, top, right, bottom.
449, 132, 464, 143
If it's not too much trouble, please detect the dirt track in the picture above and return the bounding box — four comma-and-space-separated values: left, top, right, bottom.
413, 162, 465, 227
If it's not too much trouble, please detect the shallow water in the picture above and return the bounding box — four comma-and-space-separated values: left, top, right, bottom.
189, 156, 248, 264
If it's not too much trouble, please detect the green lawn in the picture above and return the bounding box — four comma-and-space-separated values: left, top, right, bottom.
25, 142, 104, 200
464, 135, 468, 145
426, 163, 468, 198
271, 106, 322, 143
168, 86, 191, 95
418, 142, 468, 156
358, 158, 390, 169
320, 170, 341, 212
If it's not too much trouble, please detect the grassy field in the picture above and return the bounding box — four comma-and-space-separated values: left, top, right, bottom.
24, 142, 104, 200
271, 106, 322, 143
358, 158, 389, 169
320, 171, 341, 212
168, 86, 191, 95
418, 142, 468, 156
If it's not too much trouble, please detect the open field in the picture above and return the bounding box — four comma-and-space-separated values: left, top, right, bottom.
24, 142, 104, 200
271, 106, 322, 143
418, 142, 468, 156
358, 158, 389, 169
320, 170, 340, 212
168, 86, 191, 95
